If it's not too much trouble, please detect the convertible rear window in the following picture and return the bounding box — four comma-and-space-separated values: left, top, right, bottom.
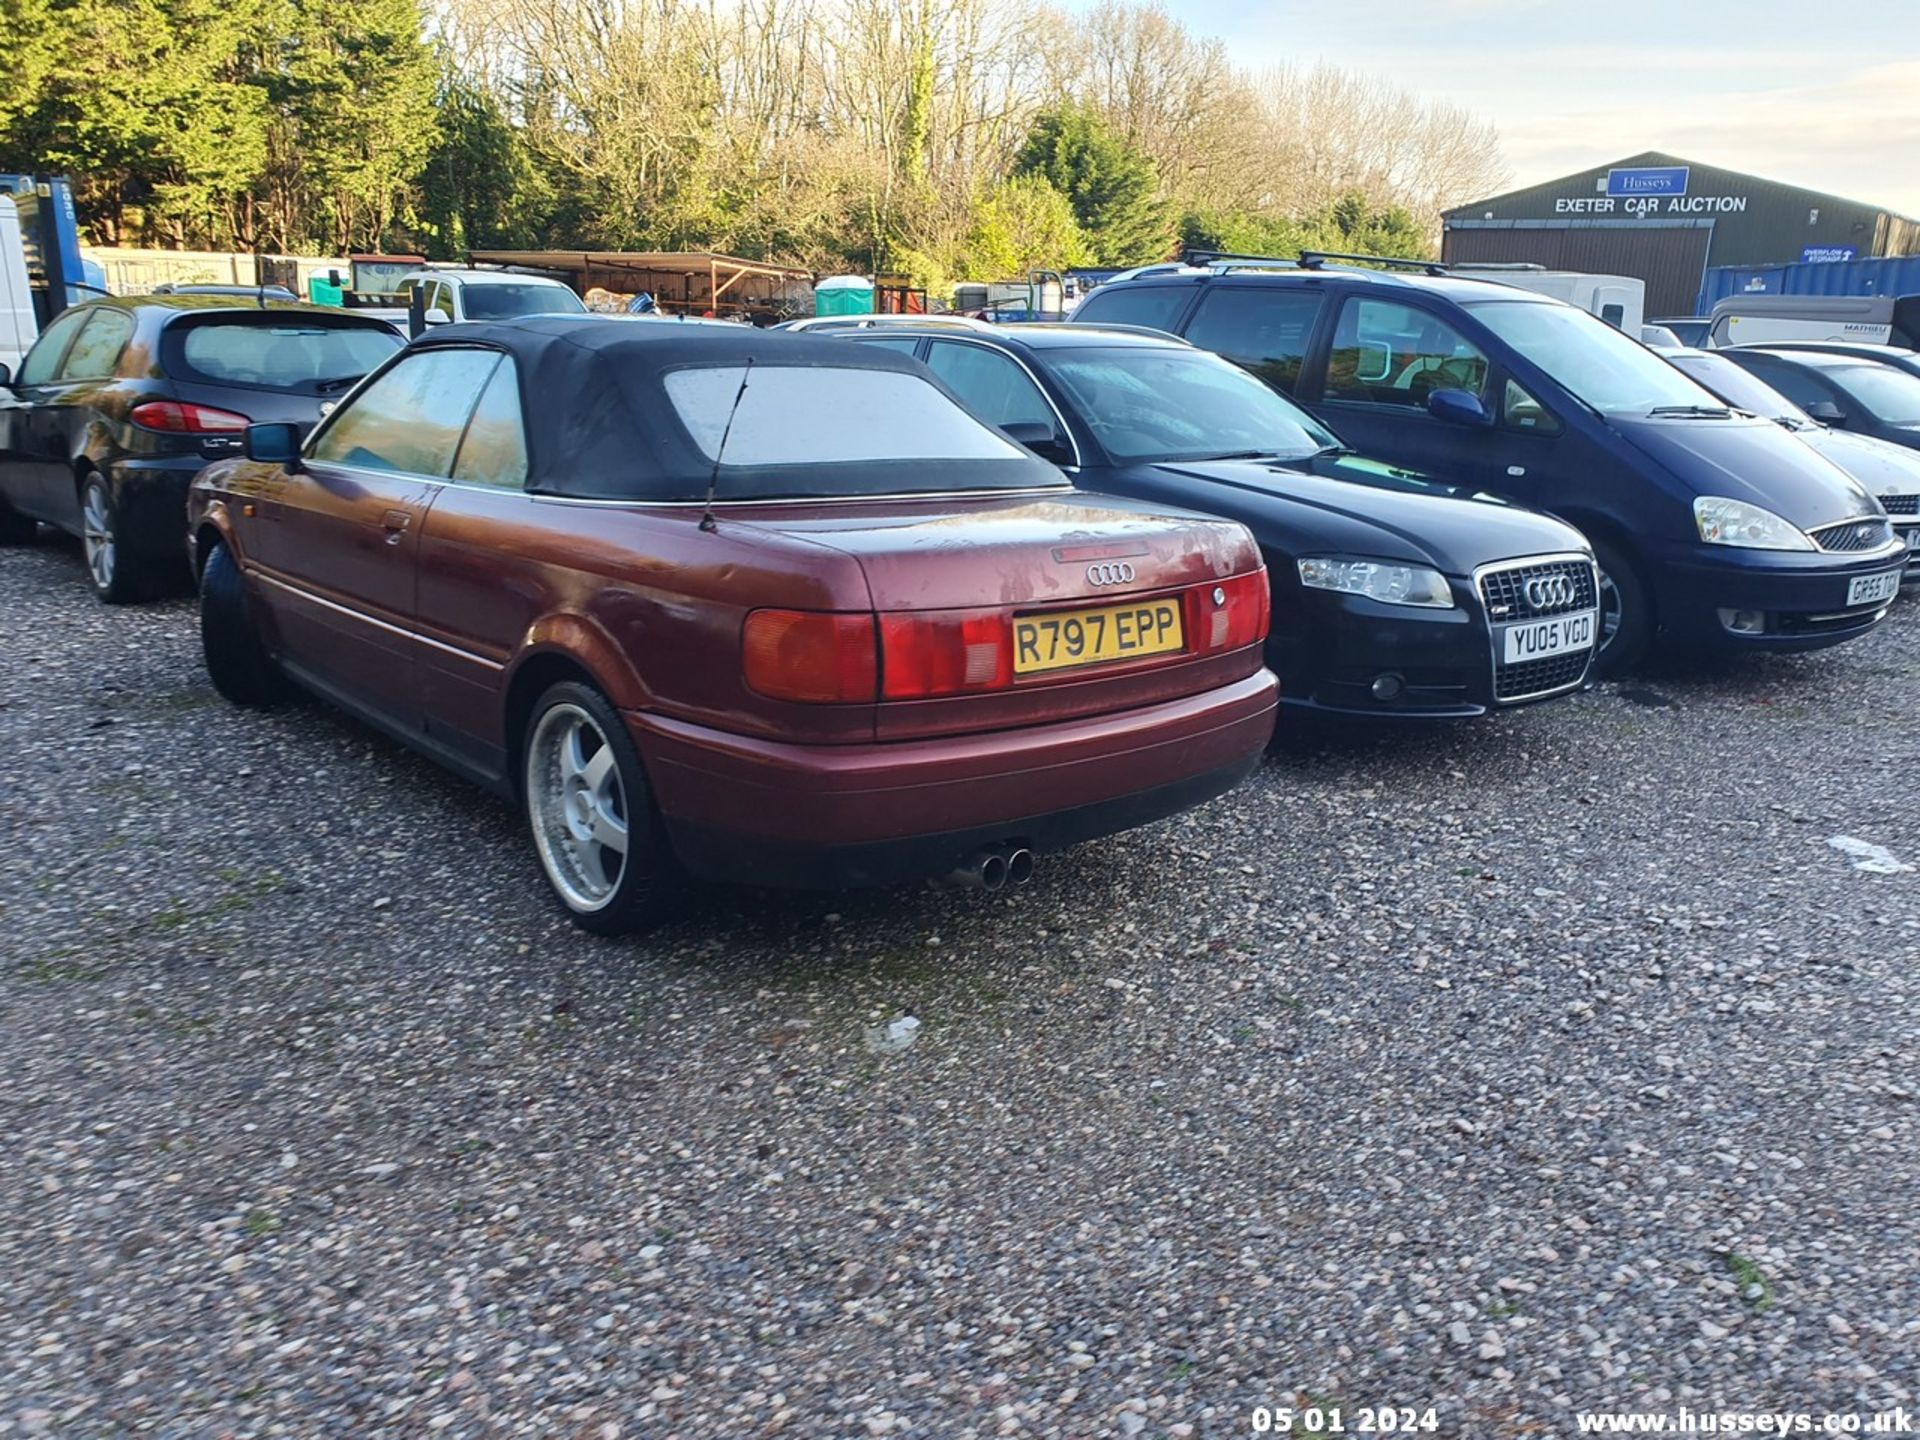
169, 319, 403, 394
664, 364, 1031, 472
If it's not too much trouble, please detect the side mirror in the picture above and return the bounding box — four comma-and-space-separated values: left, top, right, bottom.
1426, 387, 1492, 427
1805, 399, 1846, 424
0, 362, 11, 387
1001, 420, 1073, 466
244, 422, 303, 467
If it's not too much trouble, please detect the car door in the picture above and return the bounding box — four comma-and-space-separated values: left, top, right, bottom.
0, 305, 92, 524
1302, 294, 1498, 488
1180, 284, 1326, 397
253, 346, 498, 729
4, 306, 132, 529
411, 352, 538, 779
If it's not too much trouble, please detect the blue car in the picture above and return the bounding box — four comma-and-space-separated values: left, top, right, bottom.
1074, 258, 1908, 672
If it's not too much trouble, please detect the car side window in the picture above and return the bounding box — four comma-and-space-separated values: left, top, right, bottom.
14, 307, 93, 385
308, 348, 501, 477
55, 308, 136, 381
1502, 379, 1562, 435
1323, 298, 1489, 410
924, 341, 1055, 430
428, 284, 453, 320
1072, 284, 1191, 335
1183, 288, 1322, 394
1739, 360, 1830, 411
451, 357, 529, 489
854, 337, 921, 357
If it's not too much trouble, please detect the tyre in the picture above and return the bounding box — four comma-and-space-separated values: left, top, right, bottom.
521, 680, 675, 934
199, 540, 285, 706
1590, 536, 1652, 677
80, 473, 155, 604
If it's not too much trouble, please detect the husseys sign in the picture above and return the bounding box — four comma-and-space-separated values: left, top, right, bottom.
1553, 166, 1749, 217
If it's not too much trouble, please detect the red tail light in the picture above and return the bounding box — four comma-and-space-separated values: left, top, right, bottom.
1185, 570, 1270, 656
742, 609, 877, 703
879, 611, 1014, 699
130, 401, 251, 434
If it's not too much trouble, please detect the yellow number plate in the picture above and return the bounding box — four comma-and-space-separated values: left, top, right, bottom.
1013, 598, 1185, 674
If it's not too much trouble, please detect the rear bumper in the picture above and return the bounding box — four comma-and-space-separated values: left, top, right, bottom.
630, 670, 1278, 888
1654, 542, 1907, 652
108, 455, 207, 562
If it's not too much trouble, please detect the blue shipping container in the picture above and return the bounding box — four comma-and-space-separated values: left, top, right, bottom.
1699, 254, 1920, 312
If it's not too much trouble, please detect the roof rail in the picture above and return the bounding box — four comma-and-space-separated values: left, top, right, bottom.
1178, 249, 1301, 271
1449, 262, 1547, 272
1298, 251, 1449, 275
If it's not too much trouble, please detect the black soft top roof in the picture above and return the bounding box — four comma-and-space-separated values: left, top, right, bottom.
407, 316, 1059, 501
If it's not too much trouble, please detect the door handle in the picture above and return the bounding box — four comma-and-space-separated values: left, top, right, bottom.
381, 508, 412, 545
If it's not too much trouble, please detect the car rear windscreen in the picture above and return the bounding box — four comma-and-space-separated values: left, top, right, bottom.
170, 320, 403, 394
661, 364, 1051, 497
460, 283, 587, 320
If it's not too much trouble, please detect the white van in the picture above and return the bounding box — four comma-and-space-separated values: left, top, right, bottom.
1707, 293, 1919, 350
0, 196, 38, 376
1451, 265, 1645, 333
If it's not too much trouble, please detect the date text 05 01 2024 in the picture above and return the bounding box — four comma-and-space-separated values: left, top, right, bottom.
1252, 1406, 1440, 1434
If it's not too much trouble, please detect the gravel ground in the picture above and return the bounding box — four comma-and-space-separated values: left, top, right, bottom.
3, 534, 1917, 1439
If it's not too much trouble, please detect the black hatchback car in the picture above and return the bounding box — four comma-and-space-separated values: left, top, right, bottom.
848, 322, 1599, 722
0, 296, 403, 601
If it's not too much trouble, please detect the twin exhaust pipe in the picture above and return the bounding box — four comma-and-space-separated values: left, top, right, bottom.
938, 844, 1035, 893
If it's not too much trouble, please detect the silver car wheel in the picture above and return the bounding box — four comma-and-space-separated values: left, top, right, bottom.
526, 703, 629, 911
82, 479, 115, 592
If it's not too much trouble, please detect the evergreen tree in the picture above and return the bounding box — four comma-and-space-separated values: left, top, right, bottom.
1011, 104, 1171, 267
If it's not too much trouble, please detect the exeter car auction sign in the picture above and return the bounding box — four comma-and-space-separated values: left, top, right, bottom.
1553, 166, 1750, 217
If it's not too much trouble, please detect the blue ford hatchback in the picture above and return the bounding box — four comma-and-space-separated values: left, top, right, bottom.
1075, 259, 1908, 671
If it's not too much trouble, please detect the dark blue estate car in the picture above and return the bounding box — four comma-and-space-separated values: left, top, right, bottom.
1075, 263, 1908, 672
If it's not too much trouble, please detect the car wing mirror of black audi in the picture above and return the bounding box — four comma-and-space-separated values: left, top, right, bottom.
1426, 387, 1493, 427
1001, 420, 1073, 465
244, 421, 304, 469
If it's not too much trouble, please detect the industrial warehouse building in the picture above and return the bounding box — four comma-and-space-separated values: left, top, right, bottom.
1441, 151, 1920, 318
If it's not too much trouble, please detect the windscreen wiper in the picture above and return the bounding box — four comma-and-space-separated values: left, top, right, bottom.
313, 374, 365, 394
1647, 404, 1734, 418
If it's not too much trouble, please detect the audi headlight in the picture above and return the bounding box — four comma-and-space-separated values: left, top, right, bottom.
1693, 497, 1816, 551
1297, 557, 1455, 608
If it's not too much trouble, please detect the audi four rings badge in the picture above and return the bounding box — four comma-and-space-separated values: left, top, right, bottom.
1525, 575, 1576, 609
1086, 562, 1136, 586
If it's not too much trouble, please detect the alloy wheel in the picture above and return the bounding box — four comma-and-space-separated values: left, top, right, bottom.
82, 480, 115, 592
526, 703, 630, 911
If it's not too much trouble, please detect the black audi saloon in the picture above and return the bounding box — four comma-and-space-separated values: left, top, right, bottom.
847, 322, 1601, 723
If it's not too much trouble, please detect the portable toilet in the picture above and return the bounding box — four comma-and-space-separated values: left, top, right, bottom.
814, 274, 874, 317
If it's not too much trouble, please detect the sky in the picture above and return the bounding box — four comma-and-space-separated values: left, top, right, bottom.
1112, 0, 1920, 217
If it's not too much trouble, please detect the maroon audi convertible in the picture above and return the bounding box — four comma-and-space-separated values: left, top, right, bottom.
187, 318, 1276, 931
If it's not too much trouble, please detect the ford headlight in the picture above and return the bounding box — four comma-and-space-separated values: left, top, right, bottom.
1297, 557, 1454, 608
1693, 497, 1816, 551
